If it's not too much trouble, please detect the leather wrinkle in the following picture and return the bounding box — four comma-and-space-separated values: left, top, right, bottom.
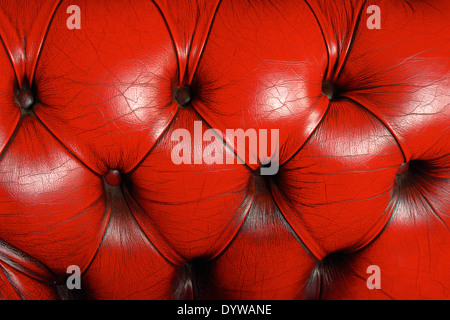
339, 96, 408, 163
151, 0, 222, 86
208, 171, 316, 265
170, 172, 314, 300
334, 0, 367, 81
0, 263, 25, 300
277, 99, 331, 167
393, 158, 450, 230
0, 238, 56, 284
32, 113, 100, 177
150, 0, 181, 83
187, 0, 222, 85
80, 181, 177, 281
121, 183, 181, 265
0, 116, 23, 162
0, 0, 62, 87
172, 257, 211, 299
182, 181, 255, 265
303, 0, 368, 83
31, 0, 63, 80
128, 100, 255, 177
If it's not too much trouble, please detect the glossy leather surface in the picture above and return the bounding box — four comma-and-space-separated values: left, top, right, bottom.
0, 0, 448, 300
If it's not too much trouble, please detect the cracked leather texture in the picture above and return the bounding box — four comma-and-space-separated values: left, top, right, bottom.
0, 0, 449, 300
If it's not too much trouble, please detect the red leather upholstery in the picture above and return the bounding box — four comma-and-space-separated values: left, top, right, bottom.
0, 0, 448, 300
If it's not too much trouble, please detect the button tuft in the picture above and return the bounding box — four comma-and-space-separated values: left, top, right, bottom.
321, 81, 341, 100
16, 87, 35, 110
105, 169, 122, 186
396, 162, 410, 176
174, 86, 193, 107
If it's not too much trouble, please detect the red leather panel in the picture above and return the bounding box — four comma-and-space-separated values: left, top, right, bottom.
0, 0, 448, 300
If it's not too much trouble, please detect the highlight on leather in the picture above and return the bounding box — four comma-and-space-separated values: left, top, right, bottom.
0, 0, 448, 300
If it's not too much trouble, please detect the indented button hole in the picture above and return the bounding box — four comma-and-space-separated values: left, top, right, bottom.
396, 162, 410, 176
321, 81, 342, 101
16, 86, 35, 110
173, 257, 210, 300
174, 86, 194, 107
252, 169, 273, 194
396, 160, 428, 179
187, 257, 210, 275
15, 77, 39, 111
396, 162, 409, 176
315, 251, 354, 291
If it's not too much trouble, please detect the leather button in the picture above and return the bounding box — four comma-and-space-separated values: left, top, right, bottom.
16, 87, 35, 110
321, 81, 340, 100
396, 162, 410, 176
105, 169, 122, 186
174, 86, 193, 107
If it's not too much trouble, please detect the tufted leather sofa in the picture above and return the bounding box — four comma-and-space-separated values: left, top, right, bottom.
0, 0, 448, 300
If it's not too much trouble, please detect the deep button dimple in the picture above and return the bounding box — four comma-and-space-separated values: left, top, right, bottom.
321, 81, 341, 100
252, 169, 272, 194
305, 250, 353, 299
396, 162, 410, 176
16, 86, 35, 110
174, 86, 193, 107
173, 258, 211, 299
105, 169, 122, 186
